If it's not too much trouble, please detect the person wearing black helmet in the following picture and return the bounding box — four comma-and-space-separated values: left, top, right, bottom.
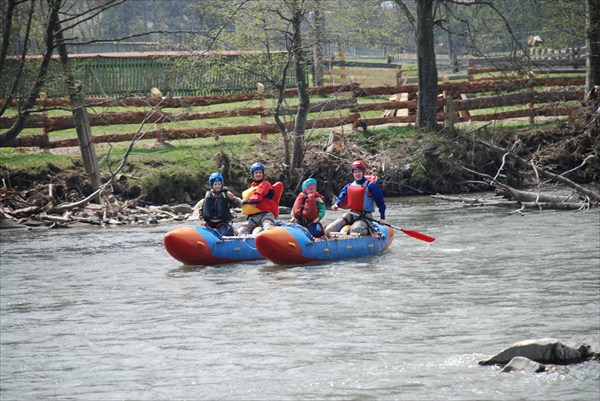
238, 162, 278, 235
325, 160, 386, 236
198, 172, 242, 236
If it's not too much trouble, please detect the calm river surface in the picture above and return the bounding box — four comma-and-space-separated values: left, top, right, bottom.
1, 196, 599, 400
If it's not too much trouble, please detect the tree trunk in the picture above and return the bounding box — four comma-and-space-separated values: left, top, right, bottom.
55, 23, 102, 202
415, 0, 438, 131
586, 0, 600, 95
290, 2, 310, 170
311, 0, 325, 86
445, 10, 458, 74
0, 0, 59, 145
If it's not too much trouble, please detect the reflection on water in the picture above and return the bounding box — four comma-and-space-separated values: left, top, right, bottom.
1, 196, 599, 400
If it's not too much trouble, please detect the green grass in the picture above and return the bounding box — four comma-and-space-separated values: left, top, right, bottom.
0, 150, 77, 172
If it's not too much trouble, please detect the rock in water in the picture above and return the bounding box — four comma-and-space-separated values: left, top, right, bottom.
479, 338, 586, 366
500, 356, 546, 373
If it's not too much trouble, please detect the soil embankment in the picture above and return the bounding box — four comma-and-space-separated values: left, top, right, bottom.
1, 110, 598, 228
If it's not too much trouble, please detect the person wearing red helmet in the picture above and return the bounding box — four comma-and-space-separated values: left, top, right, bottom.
238, 162, 278, 235
198, 172, 242, 236
325, 160, 386, 236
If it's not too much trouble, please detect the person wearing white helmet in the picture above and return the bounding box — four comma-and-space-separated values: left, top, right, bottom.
199, 172, 242, 236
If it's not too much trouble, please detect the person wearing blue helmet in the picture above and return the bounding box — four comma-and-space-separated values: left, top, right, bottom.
238, 162, 278, 235
290, 178, 326, 237
199, 172, 242, 236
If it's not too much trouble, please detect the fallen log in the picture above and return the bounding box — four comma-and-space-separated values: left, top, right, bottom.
476, 139, 600, 203
431, 194, 588, 210
431, 194, 519, 207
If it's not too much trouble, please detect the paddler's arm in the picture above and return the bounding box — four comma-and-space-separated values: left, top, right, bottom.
368, 183, 386, 222
226, 190, 242, 207
315, 198, 327, 223
247, 181, 273, 203
331, 184, 349, 211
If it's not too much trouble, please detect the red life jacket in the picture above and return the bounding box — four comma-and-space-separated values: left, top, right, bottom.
293, 192, 323, 222
347, 181, 375, 212
340, 175, 378, 210
242, 181, 284, 218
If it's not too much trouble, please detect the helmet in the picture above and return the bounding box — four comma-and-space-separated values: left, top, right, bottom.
351, 160, 366, 172
208, 172, 224, 187
250, 162, 265, 175
301, 178, 317, 192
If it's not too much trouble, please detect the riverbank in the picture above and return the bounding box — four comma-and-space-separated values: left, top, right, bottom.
1, 111, 598, 229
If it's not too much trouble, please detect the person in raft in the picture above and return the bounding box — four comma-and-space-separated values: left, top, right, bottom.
238, 162, 278, 235
199, 172, 242, 236
290, 178, 327, 238
325, 160, 386, 236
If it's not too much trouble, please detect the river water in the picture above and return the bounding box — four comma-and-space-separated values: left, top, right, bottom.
1, 196, 599, 400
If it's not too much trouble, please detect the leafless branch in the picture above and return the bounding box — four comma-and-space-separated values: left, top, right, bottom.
393, 0, 416, 31
561, 154, 596, 177
55, 0, 127, 34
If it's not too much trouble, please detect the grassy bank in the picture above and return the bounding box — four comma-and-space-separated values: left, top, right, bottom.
3, 117, 583, 207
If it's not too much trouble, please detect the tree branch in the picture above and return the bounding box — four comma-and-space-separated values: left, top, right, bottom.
476, 138, 600, 203
393, 0, 416, 31
0, 0, 60, 145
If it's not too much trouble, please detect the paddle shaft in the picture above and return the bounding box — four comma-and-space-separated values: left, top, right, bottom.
338, 209, 436, 243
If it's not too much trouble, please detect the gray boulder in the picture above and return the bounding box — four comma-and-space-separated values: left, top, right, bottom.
479, 338, 589, 366
565, 334, 600, 360
171, 204, 194, 215
500, 356, 546, 373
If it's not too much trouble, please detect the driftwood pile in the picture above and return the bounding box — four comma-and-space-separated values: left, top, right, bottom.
0, 185, 196, 229
432, 132, 599, 213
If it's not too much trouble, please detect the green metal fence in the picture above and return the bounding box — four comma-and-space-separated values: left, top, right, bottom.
1, 53, 300, 98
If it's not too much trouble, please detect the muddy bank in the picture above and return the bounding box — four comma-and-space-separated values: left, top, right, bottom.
1, 111, 598, 229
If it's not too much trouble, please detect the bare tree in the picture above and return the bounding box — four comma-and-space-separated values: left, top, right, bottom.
0, 0, 61, 145
188, 0, 313, 174
1, 0, 134, 204
289, 0, 311, 170
394, 0, 438, 131
586, 0, 600, 96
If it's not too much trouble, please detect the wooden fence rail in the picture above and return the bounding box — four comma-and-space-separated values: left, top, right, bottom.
1, 76, 585, 149
467, 47, 586, 81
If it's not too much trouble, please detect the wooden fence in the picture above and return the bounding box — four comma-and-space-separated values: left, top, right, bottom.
323, 61, 469, 87
323, 47, 585, 87
467, 47, 586, 81
0, 73, 585, 150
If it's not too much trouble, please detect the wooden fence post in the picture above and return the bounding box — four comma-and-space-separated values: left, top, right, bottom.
257, 83, 267, 140
339, 52, 346, 81
528, 82, 535, 125
442, 74, 459, 129
396, 65, 403, 86
151, 87, 164, 143
40, 92, 50, 151
467, 57, 474, 81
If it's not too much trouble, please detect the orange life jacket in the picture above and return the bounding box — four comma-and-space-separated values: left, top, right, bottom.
241, 181, 284, 218
292, 192, 323, 222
